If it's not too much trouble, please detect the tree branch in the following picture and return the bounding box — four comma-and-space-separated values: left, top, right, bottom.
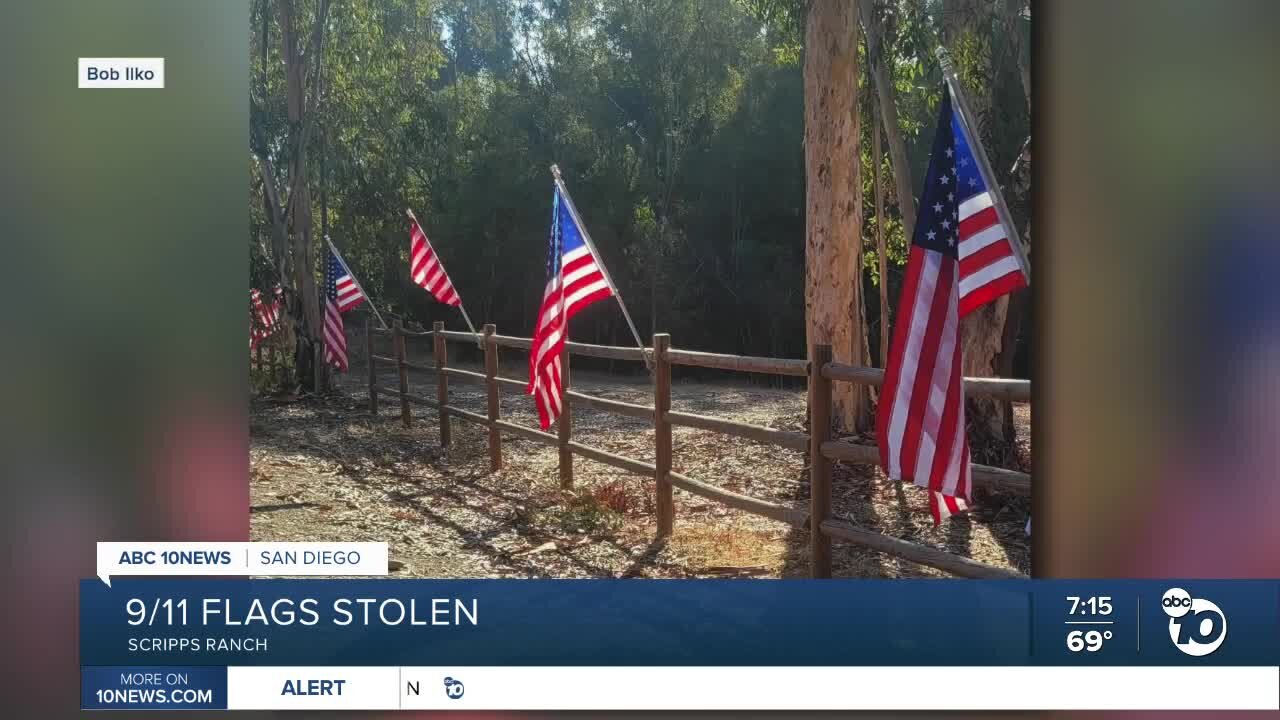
254, 151, 286, 224
302, 0, 330, 61
303, 0, 331, 118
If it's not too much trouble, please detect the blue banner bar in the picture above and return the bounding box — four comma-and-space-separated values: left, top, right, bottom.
81, 666, 227, 710
80, 579, 1278, 667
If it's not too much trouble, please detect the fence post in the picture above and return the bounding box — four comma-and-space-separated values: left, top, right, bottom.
557, 344, 573, 489
393, 320, 411, 427
809, 344, 833, 578
653, 333, 674, 538
433, 320, 451, 447
483, 323, 501, 471
366, 317, 378, 416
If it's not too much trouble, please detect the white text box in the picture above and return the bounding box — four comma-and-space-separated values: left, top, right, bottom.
79, 58, 164, 88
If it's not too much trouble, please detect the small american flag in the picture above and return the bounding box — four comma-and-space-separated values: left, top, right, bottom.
324, 248, 365, 372
250, 285, 283, 350
527, 186, 614, 429
876, 86, 1027, 524
409, 219, 461, 307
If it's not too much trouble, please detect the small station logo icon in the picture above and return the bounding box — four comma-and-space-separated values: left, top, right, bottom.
443, 676, 465, 700
1161, 587, 1227, 657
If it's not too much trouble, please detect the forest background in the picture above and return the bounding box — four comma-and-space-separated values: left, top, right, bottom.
250, 0, 1031, 447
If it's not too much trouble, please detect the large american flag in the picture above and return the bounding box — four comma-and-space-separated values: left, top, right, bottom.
409, 219, 462, 307
323, 248, 365, 372
876, 86, 1027, 524
527, 186, 614, 429
250, 285, 283, 350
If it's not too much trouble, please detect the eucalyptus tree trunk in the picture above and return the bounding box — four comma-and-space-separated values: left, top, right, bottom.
871, 73, 888, 369
804, 0, 868, 432
276, 0, 330, 393
860, 1, 916, 244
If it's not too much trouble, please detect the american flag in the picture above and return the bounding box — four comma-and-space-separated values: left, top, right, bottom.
249, 285, 283, 350
323, 248, 365, 372
876, 86, 1027, 524
409, 219, 462, 307
527, 186, 614, 429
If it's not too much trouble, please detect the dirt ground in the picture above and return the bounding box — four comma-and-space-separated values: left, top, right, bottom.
250, 340, 1030, 579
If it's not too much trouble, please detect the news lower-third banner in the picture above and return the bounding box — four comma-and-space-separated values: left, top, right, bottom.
80, 577, 1279, 710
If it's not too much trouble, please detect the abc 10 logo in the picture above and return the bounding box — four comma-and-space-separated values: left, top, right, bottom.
1161, 588, 1227, 657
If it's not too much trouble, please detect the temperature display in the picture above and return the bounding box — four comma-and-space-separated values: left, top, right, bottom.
1067, 628, 1113, 652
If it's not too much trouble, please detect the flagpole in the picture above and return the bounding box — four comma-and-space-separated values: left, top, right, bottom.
405, 209, 483, 348
550, 164, 653, 370
936, 48, 1032, 285
326, 235, 389, 330
455, 305, 483, 349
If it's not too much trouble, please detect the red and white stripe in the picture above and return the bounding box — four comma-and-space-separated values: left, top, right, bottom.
957, 191, 1026, 316
323, 298, 348, 372
558, 245, 613, 320
528, 245, 613, 430
250, 286, 283, 349
528, 281, 565, 430
409, 221, 462, 307
334, 276, 363, 313
877, 246, 971, 525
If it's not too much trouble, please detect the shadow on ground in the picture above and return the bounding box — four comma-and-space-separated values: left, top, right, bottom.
250, 344, 1029, 579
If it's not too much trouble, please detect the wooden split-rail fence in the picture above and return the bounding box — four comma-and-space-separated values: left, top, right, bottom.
364, 318, 1031, 580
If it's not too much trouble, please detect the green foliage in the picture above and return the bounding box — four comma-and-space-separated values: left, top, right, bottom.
535, 487, 626, 536
251, 0, 1029, 363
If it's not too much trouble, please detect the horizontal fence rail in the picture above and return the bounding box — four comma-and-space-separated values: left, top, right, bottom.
493, 334, 532, 350
443, 404, 489, 426
823, 361, 1031, 402
819, 440, 1031, 496
568, 441, 656, 476
494, 418, 557, 445
667, 349, 808, 377
668, 471, 809, 528
566, 341, 650, 362
665, 410, 809, 452
819, 519, 1024, 579
403, 393, 437, 408
362, 319, 1031, 580
371, 325, 431, 338
665, 409, 803, 448
442, 367, 487, 385
437, 329, 482, 345
494, 375, 526, 392
375, 385, 437, 408
567, 391, 655, 422
444, 328, 651, 362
